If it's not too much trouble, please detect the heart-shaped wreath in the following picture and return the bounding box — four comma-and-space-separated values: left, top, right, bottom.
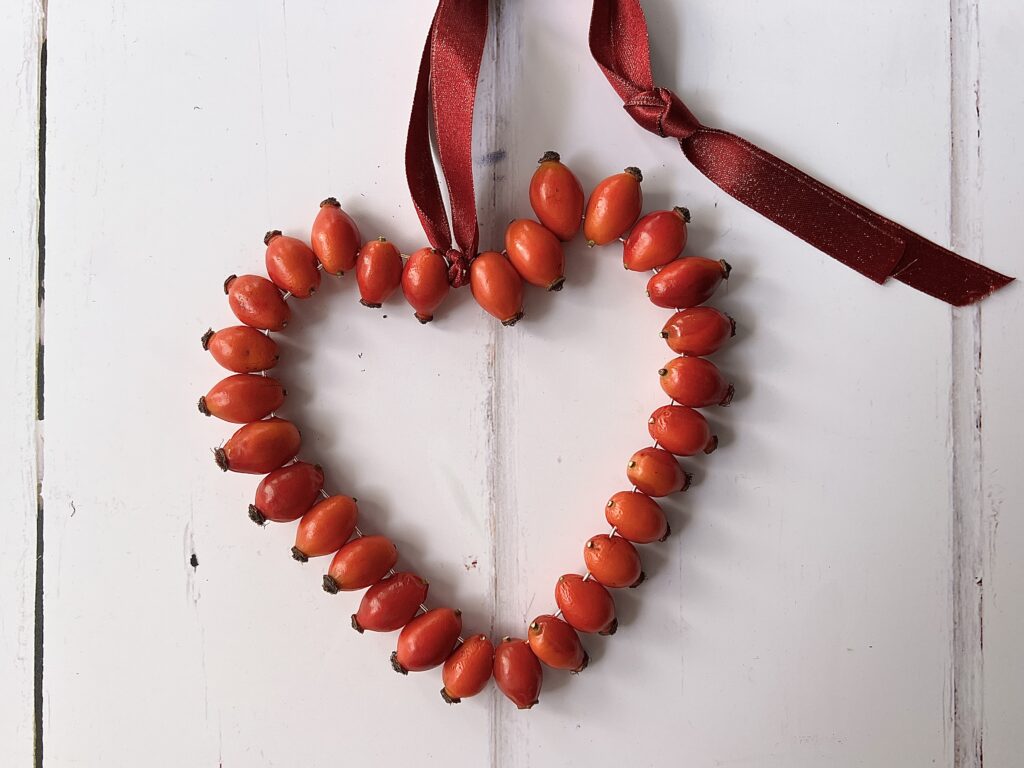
196, 0, 1013, 713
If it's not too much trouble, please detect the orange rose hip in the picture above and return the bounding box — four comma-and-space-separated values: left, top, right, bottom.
493, 638, 543, 709
225, 274, 290, 331
469, 250, 524, 325
356, 237, 403, 307
352, 572, 429, 633
627, 447, 690, 497
584, 534, 644, 588
249, 461, 323, 525
202, 326, 279, 373
648, 404, 717, 456
529, 151, 584, 241
659, 356, 734, 407
391, 607, 463, 674
527, 615, 588, 672
311, 197, 361, 275
441, 634, 495, 703
623, 207, 690, 271
323, 535, 398, 593
292, 494, 358, 561
198, 373, 285, 424
605, 491, 669, 543
555, 574, 617, 635
264, 230, 321, 298
401, 247, 450, 323
584, 166, 643, 246
214, 417, 300, 474
505, 219, 565, 290
660, 307, 735, 356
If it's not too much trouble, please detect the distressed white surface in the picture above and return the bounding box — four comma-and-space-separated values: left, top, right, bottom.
0, 2, 42, 767
0, 0, 1018, 766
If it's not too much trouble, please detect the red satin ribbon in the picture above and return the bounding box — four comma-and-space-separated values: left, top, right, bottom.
407, 0, 1014, 305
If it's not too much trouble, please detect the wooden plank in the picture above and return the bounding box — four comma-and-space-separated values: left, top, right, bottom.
0, 1, 43, 766
976, 4, 1024, 766
41, 2, 494, 764
493, 1, 957, 764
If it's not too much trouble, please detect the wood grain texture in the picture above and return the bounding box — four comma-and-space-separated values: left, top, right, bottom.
1, 0, 1018, 766
0, 2, 43, 767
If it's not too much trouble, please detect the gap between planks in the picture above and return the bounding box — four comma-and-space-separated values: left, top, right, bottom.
949, 0, 985, 766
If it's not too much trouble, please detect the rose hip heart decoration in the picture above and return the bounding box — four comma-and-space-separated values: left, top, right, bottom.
198, 152, 737, 709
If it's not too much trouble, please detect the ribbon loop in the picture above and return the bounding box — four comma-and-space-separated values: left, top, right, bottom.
624, 87, 701, 139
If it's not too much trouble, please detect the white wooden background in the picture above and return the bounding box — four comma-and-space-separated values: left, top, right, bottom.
2, 1, 1022, 766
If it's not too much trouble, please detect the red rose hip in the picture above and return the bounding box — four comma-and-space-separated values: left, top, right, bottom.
264, 230, 321, 298
292, 494, 358, 560
323, 535, 398, 593
584, 167, 643, 246
391, 607, 463, 674
555, 574, 617, 635
249, 461, 323, 525
584, 534, 644, 588
647, 257, 731, 309
356, 237, 403, 307
627, 447, 690, 497
441, 634, 494, 703
352, 572, 429, 633
529, 151, 584, 241
401, 247, 450, 323
505, 218, 565, 290
623, 207, 689, 271
605, 491, 669, 543
202, 326, 279, 373
311, 197, 361, 275
659, 356, 734, 407
661, 307, 735, 356
225, 274, 290, 331
470, 251, 524, 325
214, 417, 300, 474
493, 638, 543, 709
198, 373, 285, 424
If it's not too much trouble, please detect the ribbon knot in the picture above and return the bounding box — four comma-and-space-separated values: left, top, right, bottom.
624, 87, 701, 139
446, 249, 472, 288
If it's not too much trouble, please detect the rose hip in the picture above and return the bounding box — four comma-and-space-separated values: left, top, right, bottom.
584, 167, 643, 246
292, 494, 358, 561
214, 417, 300, 474
225, 274, 290, 331
470, 251, 524, 325
493, 638, 543, 709
659, 356, 734, 407
527, 615, 588, 672
441, 634, 494, 703
323, 535, 398, 593
264, 230, 321, 298
627, 447, 690, 497
555, 574, 617, 635
401, 247, 450, 323
248, 461, 323, 525
648, 404, 717, 456
356, 237, 403, 307
202, 326, 279, 373
584, 534, 644, 588
661, 307, 735, 356
647, 257, 730, 308
391, 607, 462, 674
605, 491, 669, 544
198, 373, 285, 424
505, 219, 565, 290
352, 572, 429, 633
623, 207, 689, 271
311, 197, 361, 275
529, 151, 584, 241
